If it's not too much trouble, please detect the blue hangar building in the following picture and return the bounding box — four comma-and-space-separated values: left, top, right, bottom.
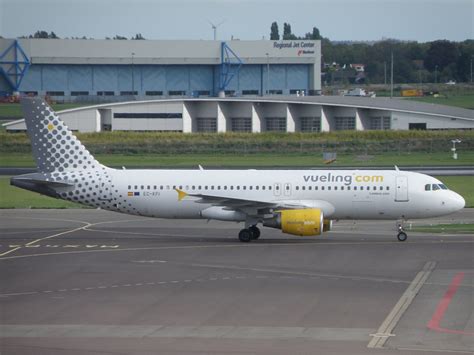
0, 38, 321, 99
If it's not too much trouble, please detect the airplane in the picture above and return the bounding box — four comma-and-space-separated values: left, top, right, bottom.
11, 98, 465, 242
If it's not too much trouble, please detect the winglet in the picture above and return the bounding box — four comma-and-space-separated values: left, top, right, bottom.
198, 165, 204, 171
394, 165, 399, 171
175, 188, 188, 201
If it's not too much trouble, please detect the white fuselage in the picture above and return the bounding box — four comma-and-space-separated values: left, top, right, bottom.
105, 169, 465, 220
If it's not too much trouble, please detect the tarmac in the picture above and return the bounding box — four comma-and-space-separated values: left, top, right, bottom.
0, 209, 472, 355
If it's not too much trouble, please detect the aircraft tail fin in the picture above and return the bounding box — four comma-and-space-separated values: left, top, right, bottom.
20, 98, 101, 173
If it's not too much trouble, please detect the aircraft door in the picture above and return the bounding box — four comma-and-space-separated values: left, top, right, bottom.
284, 183, 292, 196
395, 176, 409, 202
273, 183, 281, 197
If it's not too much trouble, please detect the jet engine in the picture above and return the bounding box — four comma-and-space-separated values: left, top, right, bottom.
263, 208, 324, 236
323, 219, 333, 232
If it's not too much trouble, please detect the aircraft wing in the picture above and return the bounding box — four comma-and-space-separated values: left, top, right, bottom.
175, 189, 335, 216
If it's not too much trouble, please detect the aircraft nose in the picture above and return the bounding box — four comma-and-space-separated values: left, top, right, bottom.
451, 192, 465, 211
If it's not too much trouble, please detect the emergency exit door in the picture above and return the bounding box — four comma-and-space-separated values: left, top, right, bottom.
395, 176, 409, 202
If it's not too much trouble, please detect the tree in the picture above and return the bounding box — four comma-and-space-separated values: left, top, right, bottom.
270, 22, 279, 40
425, 40, 459, 71
282, 23, 296, 40
113, 35, 127, 40
132, 33, 145, 40
305, 27, 322, 40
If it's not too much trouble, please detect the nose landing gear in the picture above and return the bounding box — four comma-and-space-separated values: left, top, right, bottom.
397, 222, 408, 241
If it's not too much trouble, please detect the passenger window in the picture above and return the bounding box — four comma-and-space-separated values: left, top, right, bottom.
192, 185, 195, 190
256, 186, 259, 190
328, 186, 331, 190
218, 186, 221, 190
262, 186, 266, 190
296, 186, 299, 190
134, 185, 138, 189
179, 185, 183, 189
236, 186, 240, 190
322, 186, 325, 190
379, 186, 383, 190
366, 186, 370, 191
147, 185, 150, 190
341, 186, 344, 190
243, 186, 246, 190
230, 186, 234, 190
302, 186, 305, 191
354, 186, 357, 190
308, 186, 312, 190
334, 186, 337, 190
128, 185, 131, 189
347, 186, 351, 190
373, 186, 377, 190
160, 186, 163, 190
211, 186, 214, 190
250, 186, 253, 190
224, 186, 227, 190
315, 186, 318, 190
386, 186, 390, 190
269, 186, 272, 190
425, 184, 431, 191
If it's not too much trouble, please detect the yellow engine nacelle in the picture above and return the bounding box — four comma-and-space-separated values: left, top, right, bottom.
264, 208, 324, 236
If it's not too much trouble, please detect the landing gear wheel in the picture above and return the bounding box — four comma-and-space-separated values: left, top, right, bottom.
249, 226, 261, 240
397, 231, 408, 242
238, 229, 252, 243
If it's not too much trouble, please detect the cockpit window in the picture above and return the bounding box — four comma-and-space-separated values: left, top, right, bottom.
432, 184, 440, 191
439, 184, 448, 190
425, 184, 431, 191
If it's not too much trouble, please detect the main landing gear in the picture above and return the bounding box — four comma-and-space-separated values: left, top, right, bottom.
238, 226, 261, 242
397, 222, 408, 242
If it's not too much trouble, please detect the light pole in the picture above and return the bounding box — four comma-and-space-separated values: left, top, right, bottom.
470, 56, 473, 83
266, 53, 270, 95
390, 50, 394, 98
131, 52, 135, 94
451, 139, 461, 160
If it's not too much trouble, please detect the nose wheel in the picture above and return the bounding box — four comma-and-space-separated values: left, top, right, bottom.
397, 222, 408, 242
397, 231, 408, 241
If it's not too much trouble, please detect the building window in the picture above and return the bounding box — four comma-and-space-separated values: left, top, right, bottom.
21, 91, 38, 96
300, 117, 321, 132
265, 117, 286, 132
97, 91, 115, 96
120, 91, 138, 96
114, 113, 182, 119
196, 117, 217, 132
242, 90, 259, 95
145, 91, 163, 96
231, 117, 252, 132
370, 116, 391, 130
194, 90, 210, 96
71, 91, 89, 96
224, 90, 235, 96
268, 89, 283, 95
46, 91, 64, 96
168, 90, 186, 96
335, 116, 355, 130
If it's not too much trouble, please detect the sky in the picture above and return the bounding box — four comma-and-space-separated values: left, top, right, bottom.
0, 0, 472, 42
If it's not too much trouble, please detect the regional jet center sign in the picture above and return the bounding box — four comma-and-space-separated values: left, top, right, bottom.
273, 41, 316, 56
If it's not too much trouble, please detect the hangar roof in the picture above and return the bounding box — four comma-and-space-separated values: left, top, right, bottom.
1, 38, 320, 65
